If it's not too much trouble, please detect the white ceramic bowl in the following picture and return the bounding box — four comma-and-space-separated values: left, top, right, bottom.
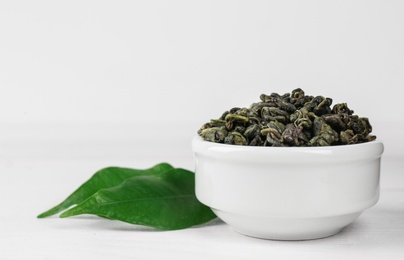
192, 136, 384, 240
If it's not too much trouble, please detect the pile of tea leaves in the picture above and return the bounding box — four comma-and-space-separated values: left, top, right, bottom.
198, 88, 376, 146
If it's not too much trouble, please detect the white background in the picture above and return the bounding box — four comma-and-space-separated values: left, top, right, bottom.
1, 1, 403, 259
1, 0, 404, 162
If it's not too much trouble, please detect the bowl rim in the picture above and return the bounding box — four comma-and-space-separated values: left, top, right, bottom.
193, 135, 383, 150
192, 136, 384, 163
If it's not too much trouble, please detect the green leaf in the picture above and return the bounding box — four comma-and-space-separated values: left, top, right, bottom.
37, 163, 174, 218
59, 168, 217, 230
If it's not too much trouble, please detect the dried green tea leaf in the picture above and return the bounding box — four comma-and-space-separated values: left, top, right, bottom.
197, 88, 376, 146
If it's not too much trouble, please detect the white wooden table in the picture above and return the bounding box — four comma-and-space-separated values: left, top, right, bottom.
1, 141, 403, 260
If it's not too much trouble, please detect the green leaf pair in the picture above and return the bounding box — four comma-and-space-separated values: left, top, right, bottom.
38, 163, 216, 230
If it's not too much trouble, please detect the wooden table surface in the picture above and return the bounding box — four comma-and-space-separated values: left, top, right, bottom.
1, 146, 403, 260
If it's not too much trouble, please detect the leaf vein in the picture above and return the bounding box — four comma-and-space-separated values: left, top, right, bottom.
97, 194, 195, 206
